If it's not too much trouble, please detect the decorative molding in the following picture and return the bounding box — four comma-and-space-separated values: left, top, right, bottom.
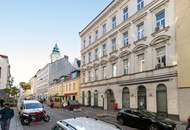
86, 65, 93, 70
120, 44, 131, 51
151, 26, 170, 37
100, 60, 108, 66
133, 44, 148, 53
109, 55, 118, 62
132, 12, 148, 24
119, 22, 131, 32
134, 36, 147, 45
108, 31, 118, 38
150, 35, 171, 46
119, 50, 131, 58
109, 50, 118, 55
93, 63, 99, 69
149, 0, 170, 12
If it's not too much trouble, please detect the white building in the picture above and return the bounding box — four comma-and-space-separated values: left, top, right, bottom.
0, 54, 11, 90
80, 0, 179, 119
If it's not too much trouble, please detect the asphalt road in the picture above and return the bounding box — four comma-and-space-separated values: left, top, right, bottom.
22, 106, 137, 130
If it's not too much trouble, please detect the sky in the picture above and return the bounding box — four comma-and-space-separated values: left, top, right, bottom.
0, 0, 112, 85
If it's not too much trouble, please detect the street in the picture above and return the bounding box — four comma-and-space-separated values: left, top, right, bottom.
22, 106, 137, 130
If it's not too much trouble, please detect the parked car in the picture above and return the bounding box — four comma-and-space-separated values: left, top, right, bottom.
63, 100, 81, 111
52, 117, 122, 130
19, 100, 50, 125
117, 109, 177, 130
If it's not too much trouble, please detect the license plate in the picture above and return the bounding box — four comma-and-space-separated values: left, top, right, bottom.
32, 117, 36, 120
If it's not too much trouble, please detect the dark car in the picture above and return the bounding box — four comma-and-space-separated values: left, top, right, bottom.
64, 100, 81, 111
117, 109, 177, 130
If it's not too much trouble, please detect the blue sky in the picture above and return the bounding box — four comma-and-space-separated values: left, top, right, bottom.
0, 0, 112, 85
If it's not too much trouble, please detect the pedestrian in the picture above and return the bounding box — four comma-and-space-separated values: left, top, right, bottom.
186, 116, 190, 130
0, 103, 14, 130
0, 99, 5, 108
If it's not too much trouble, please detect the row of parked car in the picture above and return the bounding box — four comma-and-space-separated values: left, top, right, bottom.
17, 99, 177, 130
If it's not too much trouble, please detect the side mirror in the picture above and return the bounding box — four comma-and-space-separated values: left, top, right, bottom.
20, 106, 23, 110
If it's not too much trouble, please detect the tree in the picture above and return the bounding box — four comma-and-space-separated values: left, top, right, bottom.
19, 82, 31, 91
10, 87, 19, 97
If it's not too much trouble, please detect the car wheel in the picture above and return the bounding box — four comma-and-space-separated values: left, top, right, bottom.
21, 118, 30, 126
118, 117, 125, 125
43, 115, 50, 122
149, 124, 158, 130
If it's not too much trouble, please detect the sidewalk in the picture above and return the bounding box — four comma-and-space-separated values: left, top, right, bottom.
9, 109, 23, 130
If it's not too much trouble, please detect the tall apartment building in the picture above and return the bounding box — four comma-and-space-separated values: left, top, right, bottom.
80, 0, 190, 121
0, 54, 11, 90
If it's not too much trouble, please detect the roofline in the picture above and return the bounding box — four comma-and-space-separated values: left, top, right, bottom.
79, 0, 115, 36
0, 54, 8, 59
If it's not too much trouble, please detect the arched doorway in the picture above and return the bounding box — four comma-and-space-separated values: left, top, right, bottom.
94, 90, 98, 107
106, 89, 115, 110
122, 87, 130, 108
82, 91, 85, 105
138, 86, 147, 110
156, 84, 168, 117
87, 91, 91, 106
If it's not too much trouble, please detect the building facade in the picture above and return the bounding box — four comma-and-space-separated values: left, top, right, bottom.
48, 70, 80, 102
80, 0, 180, 119
0, 54, 11, 90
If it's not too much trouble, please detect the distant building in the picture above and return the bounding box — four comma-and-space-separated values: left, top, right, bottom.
0, 54, 11, 97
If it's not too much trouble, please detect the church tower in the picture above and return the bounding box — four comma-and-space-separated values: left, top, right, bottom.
50, 43, 61, 63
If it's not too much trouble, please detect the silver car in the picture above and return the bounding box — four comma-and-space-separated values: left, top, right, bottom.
52, 117, 122, 130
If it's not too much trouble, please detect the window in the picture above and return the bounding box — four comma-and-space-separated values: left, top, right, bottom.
95, 30, 99, 40
156, 47, 166, 68
102, 44, 107, 56
112, 16, 117, 29
88, 71, 91, 82
112, 63, 117, 77
88, 52, 92, 63
123, 31, 129, 46
137, 23, 144, 40
83, 55, 85, 65
102, 24, 107, 34
89, 35, 92, 44
138, 54, 145, 72
95, 48, 99, 60
95, 69, 98, 80
83, 39, 86, 49
102, 66, 106, 79
83, 72, 85, 83
123, 59, 129, 74
123, 7, 128, 21
112, 38, 117, 51
137, 0, 144, 11
156, 10, 165, 30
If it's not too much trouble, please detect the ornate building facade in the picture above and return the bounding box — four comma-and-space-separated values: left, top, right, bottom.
80, 0, 180, 120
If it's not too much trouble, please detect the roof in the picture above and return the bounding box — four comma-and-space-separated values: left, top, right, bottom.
23, 100, 40, 104
58, 117, 121, 130
79, 0, 115, 36
0, 54, 8, 59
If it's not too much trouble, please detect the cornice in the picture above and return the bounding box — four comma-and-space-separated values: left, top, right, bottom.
150, 35, 171, 46
132, 12, 148, 24
149, 0, 170, 12
133, 44, 148, 53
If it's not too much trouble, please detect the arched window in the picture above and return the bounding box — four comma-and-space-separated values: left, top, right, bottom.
138, 86, 147, 110
122, 87, 130, 108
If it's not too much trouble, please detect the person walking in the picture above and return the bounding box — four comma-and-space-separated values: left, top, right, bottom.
0, 103, 14, 130
187, 116, 190, 130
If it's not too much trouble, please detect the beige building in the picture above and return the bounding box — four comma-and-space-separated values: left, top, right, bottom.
80, 0, 190, 121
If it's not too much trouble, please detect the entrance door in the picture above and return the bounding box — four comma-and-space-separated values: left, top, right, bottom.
122, 87, 130, 108
94, 90, 98, 107
138, 86, 147, 110
87, 91, 91, 106
106, 89, 115, 110
157, 84, 168, 117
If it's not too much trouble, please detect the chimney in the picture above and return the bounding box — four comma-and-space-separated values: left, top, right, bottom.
64, 55, 69, 60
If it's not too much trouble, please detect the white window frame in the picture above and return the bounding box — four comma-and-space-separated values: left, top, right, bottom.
102, 24, 107, 34
137, 23, 144, 40
138, 54, 145, 72
88, 52, 92, 63
102, 43, 107, 56
95, 69, 98, 81
112, 38, 117, 51
112, 63, 117, 77
123, 7, 128, 21
123, 31, 129, 46
102, 66, 106, 79
156, 46, 166, 67
95, 30, 99, 40
95, 48, 99, 60
137, 0, 144, 11
112, 16, 117, 29
123, 59, 129, 75
156, 10, 165, 30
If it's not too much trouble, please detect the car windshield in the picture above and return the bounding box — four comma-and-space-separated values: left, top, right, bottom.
25, 103, 43, 109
